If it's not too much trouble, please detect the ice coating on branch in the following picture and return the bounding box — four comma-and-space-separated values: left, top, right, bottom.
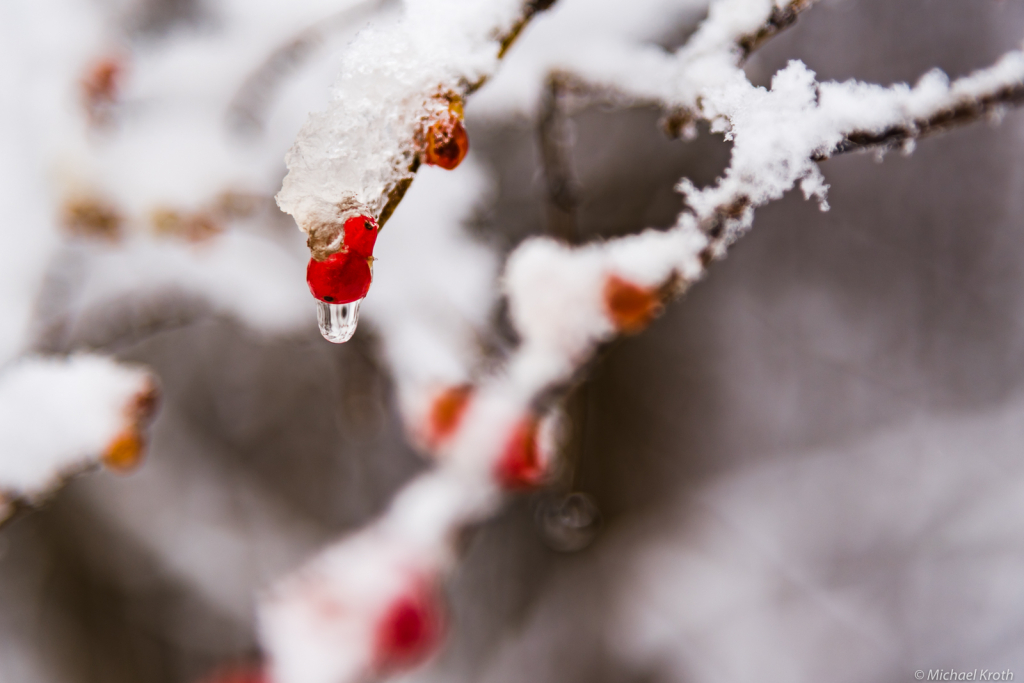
276, 0, 528, 234
0, 354, 154, 507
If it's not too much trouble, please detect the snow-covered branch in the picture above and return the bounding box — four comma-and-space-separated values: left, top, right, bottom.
276, 0, 559, 258
0, 354, 157, 526
821, 62, 1024, 158
258, 0, 1024, 680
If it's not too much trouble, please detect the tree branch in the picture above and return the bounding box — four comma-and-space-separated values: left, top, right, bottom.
817, 81, 1024, 159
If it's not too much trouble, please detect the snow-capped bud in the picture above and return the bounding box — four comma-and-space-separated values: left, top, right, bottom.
373, 584, 444, 672
423, 99, 469, 170
423, 385, 473, 450
103, 378, 159, 473
495, 416, 550, 490
260, 529, 446, 683
603, 275, 663, 334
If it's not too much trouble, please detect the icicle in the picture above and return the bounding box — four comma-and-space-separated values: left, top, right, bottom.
316, 299, 361, 343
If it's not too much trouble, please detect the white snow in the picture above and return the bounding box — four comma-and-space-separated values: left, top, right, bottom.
276, 0, 526, 234
0, 354, 153, 503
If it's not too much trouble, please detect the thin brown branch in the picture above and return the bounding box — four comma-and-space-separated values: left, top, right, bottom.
737, 0, 816, 57
538, 73, 582, 242
377, 0, 560, 225
815, 81, 1024, 160
663, 0, 818, 136
498, 0, 559, 59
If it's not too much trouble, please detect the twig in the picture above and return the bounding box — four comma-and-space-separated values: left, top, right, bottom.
537, 73, 581, 242
816, 81, 1024, 159
738, 0, 816, 57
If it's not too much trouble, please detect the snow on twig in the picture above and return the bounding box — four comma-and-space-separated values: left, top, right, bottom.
0, 0, 370, 530
275, 0, 557, 257
259, 1, 1024, 681
684, 49, 1024, 255
0, 354, 158, 525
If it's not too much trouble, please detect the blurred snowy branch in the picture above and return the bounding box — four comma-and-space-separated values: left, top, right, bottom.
0, 354, 157, 525
0, 0, 378, 515
258, 1, 1024, 682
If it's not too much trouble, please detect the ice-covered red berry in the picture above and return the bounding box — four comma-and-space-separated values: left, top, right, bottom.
494, 417, 547, 490
305, 214, 379, 305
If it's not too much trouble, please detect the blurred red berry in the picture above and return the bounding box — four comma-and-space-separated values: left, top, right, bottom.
81, 55, 124, 124
373, 589, 442, 671
603, 275, 662, 334
424, 385, 473, 448
494, 417, 546, 490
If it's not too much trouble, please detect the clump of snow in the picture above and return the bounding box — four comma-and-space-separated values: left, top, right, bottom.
260, 526, 434, 683
276, 0, 528, 236
503, 227, 706, 386
260, 466, 496, 683
677, 49, 1024, 245
469, 0, 710, 118
0, 354, 154, 501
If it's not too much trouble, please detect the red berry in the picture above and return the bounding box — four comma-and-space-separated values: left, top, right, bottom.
341, 214, 379, 257
82, 56, 123, 119
494, 418, 546, 490
425, 117, 469, 170
306, 215, 379, 304
307, 252, 372, 304
423, 99, 469, 170
374, 590, 442, 671
603, 275, 663, 334
424, 385, 473, 449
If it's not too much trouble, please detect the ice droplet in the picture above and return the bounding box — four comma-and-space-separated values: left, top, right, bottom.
316, 299, 361, 343
536, 492, 602, 553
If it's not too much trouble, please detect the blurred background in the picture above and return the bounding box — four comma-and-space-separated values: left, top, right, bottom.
2, 0, 1024, 682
